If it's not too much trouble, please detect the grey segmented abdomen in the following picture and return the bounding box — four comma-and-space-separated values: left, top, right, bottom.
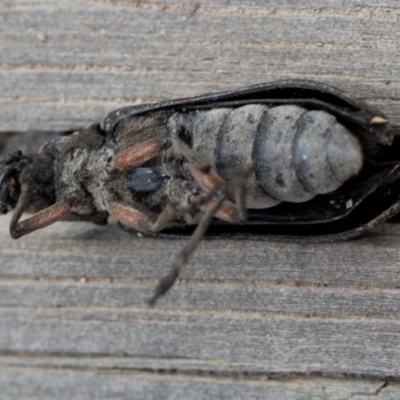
253, 105, 363, 203
186, 104, 363, 208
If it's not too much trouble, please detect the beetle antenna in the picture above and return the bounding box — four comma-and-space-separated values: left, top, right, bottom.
148, 191, 226, 306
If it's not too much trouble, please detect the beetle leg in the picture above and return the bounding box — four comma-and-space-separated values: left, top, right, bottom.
151, 190, 215, 232
148, 190, 227, 306
112, 137, 171, 170
188, 163, 224, 192
200, 197, 240, 223
148, 168, 250, 304
107, 201, 151, 232
63, 211, 109, 225
9, 171, 72, 238
170, 135, 247, 221
188, 163, 246, 223
10, 202, 72, 239
151, 164, 246, 231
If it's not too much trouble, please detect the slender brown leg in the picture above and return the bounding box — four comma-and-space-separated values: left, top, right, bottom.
63, 211, 109, 225
10, 202, 72, 239
107, 202, 151, 232
112, 138, 171, 169
200, 197, 239, 223
188, 164, 224, 192
148, 191, 227, 306
188, 163, 246, 223
9, 170, 72, 239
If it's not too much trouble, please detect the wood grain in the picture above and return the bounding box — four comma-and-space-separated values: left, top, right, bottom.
0, 367, 389, 400
1, 217, 400, 385
2, 0, 400, 398
1, 1, 400, 131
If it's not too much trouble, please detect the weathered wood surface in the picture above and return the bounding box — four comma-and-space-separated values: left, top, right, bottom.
1, 0, 400, 131
2, 0, 400, 398
0, 367, 390, 400
2, 217, 400, 399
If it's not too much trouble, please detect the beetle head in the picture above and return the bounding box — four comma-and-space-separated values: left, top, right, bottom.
0, 150, 30, 214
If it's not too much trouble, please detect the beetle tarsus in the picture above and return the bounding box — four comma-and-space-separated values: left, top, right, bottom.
147, 267, 180, 306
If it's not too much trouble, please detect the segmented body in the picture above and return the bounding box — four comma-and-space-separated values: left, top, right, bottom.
173, 104, 363, 209
28, 103, 364, 226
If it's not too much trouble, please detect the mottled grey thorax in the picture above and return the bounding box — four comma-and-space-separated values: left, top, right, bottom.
56, 146, 114, 214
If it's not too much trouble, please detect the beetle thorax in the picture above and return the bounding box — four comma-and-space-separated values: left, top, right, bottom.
58, 147, 113, 213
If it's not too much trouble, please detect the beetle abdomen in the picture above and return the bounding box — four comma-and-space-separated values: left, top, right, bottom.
187, 104, 363, 208
254, 105, 363, 203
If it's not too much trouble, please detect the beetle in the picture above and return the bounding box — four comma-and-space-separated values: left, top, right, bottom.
1, 79, 399, 305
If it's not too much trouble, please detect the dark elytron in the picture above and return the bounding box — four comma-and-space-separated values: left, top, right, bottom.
1, 80, 399, 304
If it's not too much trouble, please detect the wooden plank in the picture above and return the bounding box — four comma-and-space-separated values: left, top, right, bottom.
1, 1, 400, 130
1, 215, 400, 378
0, 368, 387, 400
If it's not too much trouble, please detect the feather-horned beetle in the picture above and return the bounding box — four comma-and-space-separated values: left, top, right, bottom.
1, 80, 398, 304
